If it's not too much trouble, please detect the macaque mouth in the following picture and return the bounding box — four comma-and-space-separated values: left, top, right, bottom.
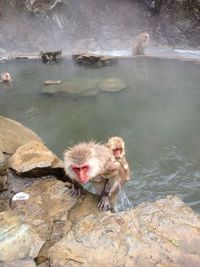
113, 148, 122, 159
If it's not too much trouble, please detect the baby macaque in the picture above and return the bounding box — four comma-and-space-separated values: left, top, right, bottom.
40, 50, 62, 63
132, 32, 149, 55
106, 136, 130, 182
63, 141, 122, 211
106, 136, 130, 198
0, 72, 12, 83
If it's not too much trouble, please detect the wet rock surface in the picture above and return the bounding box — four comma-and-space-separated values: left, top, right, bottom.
42, 77, 127, 96
0, 117, 200, 266
72, 52, 118, 67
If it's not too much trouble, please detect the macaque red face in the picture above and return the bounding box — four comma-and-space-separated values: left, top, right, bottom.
71, 164, 90, 184
106, 137, 125, 160
64, 142, 104, 185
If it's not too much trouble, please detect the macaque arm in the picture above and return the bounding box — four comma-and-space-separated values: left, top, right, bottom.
67, 180, 82, 197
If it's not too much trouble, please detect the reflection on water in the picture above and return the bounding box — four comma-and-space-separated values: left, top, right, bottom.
0, 57, 200, 212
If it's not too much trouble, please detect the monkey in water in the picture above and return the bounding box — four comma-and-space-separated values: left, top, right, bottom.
0, 72, 12, 83
132, 32, 149, 55
63, 141, 122, 211
40, 50, 62, 63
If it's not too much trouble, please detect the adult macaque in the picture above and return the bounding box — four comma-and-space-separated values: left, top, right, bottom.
40, 50, 62, 63
63, 141, 122, 211
132, 32, 149, 55
0, 72, 12, 83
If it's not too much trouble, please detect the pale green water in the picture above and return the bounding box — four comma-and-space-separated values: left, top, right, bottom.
0, 58, 200, 212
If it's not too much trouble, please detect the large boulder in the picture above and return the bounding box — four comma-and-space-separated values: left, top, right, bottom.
48, 196, 200, 267
8, 140, 64, 177
0, 211, 44, 262
0, 116, 42, 154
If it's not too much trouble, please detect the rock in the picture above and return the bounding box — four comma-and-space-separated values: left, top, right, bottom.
8, 140, 64, 177
25, 0, 65, 13
0, 259, 36, 267
44, 80, 62, 85
0, 116, 42, 154
0, 151, 9, 191
48, 196, 200, 267
0, 211, 44, 262
72, 52, 118, 67
42, 79, 100, 96
10, 179, 77, 239
10, 179, 79, 262
98, 78, 127, 92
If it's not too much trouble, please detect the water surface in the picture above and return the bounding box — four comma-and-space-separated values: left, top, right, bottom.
0, 57, 200, 212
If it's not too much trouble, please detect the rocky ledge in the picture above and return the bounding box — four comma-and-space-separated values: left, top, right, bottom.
0, 116, 200, 267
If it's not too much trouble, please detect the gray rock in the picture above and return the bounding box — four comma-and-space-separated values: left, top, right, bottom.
0, 211, 45, 262
42, 79, 100, 96
48, 196, 200, 267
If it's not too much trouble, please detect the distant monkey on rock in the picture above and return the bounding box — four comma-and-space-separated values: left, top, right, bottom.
132, 32, 149, 55
40, 50, 62, 63
63, 141, 122, 211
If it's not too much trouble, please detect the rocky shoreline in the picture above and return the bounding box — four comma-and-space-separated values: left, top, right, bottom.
0, 116, 200, 266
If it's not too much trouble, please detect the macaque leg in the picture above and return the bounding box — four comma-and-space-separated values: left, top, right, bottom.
97, 177, 121, 212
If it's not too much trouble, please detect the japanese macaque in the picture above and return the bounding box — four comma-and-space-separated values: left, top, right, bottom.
63, 141, 122, 211
40, 50, 62, 63
0, 72, 12, 83
106, 137, 130, 198
132, 32, 149, 55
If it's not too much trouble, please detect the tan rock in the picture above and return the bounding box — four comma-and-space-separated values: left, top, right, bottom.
10, 179, 77, 239
8, 140, 63, 173
48, 196, 200, 267
0, 116, 42, 154
0, 211, 44, 262
0, 259, 36, 267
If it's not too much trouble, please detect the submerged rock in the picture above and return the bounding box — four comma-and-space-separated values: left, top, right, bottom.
42, 79, 100, 96
98, 77, 127, 92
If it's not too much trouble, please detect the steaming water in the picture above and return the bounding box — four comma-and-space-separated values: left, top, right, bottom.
0, 57, 200, 213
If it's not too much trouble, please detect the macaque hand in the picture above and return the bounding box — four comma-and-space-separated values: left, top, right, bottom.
66, 183, 82, 197
98, 195, 111, 211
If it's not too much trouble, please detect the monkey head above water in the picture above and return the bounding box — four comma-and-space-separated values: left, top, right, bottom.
40, 50, 62, 63
132, 32, 149, 55
63, 141, 122, 211
1, 72, 12, 83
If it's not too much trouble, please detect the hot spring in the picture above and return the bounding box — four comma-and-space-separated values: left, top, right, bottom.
0, 56, 200, 212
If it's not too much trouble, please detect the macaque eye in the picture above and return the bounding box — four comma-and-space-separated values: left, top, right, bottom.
113, 148, 122, 153
72, 166, 80, 173
82, 165, 89, 171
